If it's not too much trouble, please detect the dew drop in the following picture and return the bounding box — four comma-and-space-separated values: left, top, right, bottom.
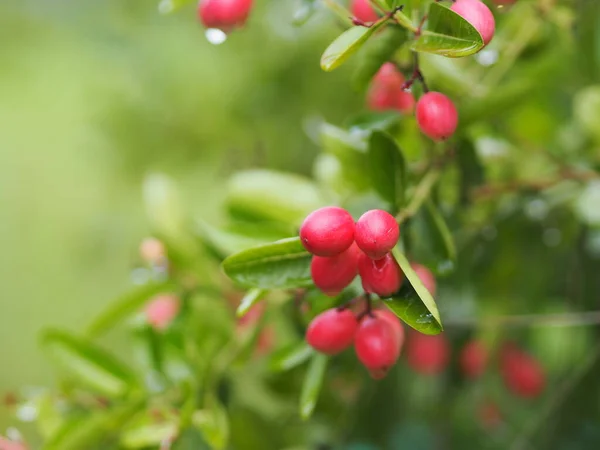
475, 49, 498, 67
205, 28, 227, 45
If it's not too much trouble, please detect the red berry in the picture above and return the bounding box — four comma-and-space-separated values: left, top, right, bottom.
410, 263, 437, 297
355, 210, 399, 260
358, 253, 403, 298
350, 0, 379, 23
306, 308, 358, 355
145, 294, 180, 331
355, 315, 401, 378
374, 308, 405, 349
198, 0, 253, 33
367, 64, 415, 114
451, 0, 495, 46
300, 206, 355, 257
500, 344, 545, 399
406, 331, 450, 375
416, 92, 458, 141
459, 340, 488, 379
311, 242, 361, 296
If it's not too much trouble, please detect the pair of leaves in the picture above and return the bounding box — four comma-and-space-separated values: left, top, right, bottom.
321, 2, 484, 73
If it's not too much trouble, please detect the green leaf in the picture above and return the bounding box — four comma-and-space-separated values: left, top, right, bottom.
157, 0, 193, 14
121, 421, 178, 448
352, 26, 407, 92
236, 288, 267, 318
86, 281, 175, 338
269, 342, 315, 372
223, 237, 312, 289
299, 353, 328, 420
43, 399, 144, 450
42, 330, 138, 397
411, 2, 484, 58
456, 139, 485, 205
345, 111, 401, 133
367, 131, 407, 209
321, 23, 384, 72
192, 399, 229, 450
226, 170, 327, 227
292, 0, 318, 26
384, 249, 443, 335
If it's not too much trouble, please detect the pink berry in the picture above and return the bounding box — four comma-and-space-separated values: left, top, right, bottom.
140, 237, 165, 264
459, 340, 488, 379
355, 315, 401, 378
198, 0, 253, 33
306, 308, 358, 355
405, 331, 450, 375
410, 263, 437, 297
415, 92, 458, 141
358, 253, 404, 298
374, 308, 405, 349
0, 437, 28, 450
311, 242, 361, 296
145, 294, 180, 330
500, 344, 545, 399
300, 206, 355, 257
367, 64, 415, 114
350, 0, 379, 23
451, 0, 495, 46
355, 210, 399, 260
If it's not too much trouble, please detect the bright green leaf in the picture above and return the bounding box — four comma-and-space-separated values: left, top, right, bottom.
269, 342, 315, 372
299, 353, 328, 420
384, 249, 443, 335
226, 170, 327, 227
42, 330, 138, 397
121, 421, 178, 448
192, 399, 229, 450
223, 237, 312, 289
236, 288, 267, 318
321, 24, 383, 72
411, 2, 484, 58
345, 111, 401, 133
86, 281, 176, 338
368, 131, 406, 209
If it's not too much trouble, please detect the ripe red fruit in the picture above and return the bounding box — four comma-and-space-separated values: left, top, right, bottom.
374, 308, 405, 349
140, 237, 165, 264
367, 64, 415, 114
459, 340, 488, 379
306, 308, 358, 355
410, 263, 436, 297
355, 315, 402, 378
300, 206, 355, 257
451, 0, 496, 46
415, 92, 458, 141
358, 253, 403, 298
500, 344, 545, 399
405, 331, 450, 375
350, 0, 379, 23
145, 294, 180, 330
198, 0, 254, 33
355, 210, 399, 260
311, 242, 361, 296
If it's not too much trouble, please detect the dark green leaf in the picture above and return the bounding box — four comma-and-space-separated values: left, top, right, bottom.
42, 330, 138, 397
86, 281, 176, 338
411, 2, 484, 57
368, 131, 407, 209
226, 170, 326, 227
223, 237, 312, 289
236, 288, 267, 318
422, 199, 457, 270
384, 249, 443, 335
353, 26, 407, 92
299, 353, 328, 420
321, 24, 384, 72
269, 342, 315, 372
456, 139, 485, 205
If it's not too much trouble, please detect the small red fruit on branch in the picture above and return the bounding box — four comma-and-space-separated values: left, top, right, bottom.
145, 294, 180, 331
358, 252, 404, 298
415, 92, 458, 141
500, 344, 545, 399
300, 206, 355, 257
310, 242, 361, 296
406, 331, 450, 375
459, 339, 489, 379
306, 308, 359, 355
198, 0, 254, 33
450, 0, 496, 46
355, 209, 400, 260
350, 0, 380, 23
355, 314, 402, 379
367, 63, 415, 114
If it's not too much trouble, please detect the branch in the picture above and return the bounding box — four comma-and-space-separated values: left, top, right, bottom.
396, 167, 441, 224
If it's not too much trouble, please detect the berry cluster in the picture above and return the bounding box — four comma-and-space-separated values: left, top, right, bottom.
300, 207, 404, 298
306, 306, 404, 379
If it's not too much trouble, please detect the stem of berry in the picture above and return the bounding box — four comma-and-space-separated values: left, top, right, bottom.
396, 167, 441, 224
357, 293, 374, 320
402, 52, 429, 93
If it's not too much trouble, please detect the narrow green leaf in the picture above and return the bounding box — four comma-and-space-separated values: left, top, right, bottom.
352, 26, 407, 92
345, 111, 401, 133
236, 288, 267, 318
226, 170, 327, 227
299, 353, 328, 420
121, 421, 178, 448
321, 24, 383, 72
456, 139, 485, 205
42, 330, 138, 397
269, 342, 315, 372
420, 199, 457, 271
385, 249, 443, 335
192, 399, 229, 450
86, 281, 175, 338
223, 237, 312, 289
411, 2, 484, 58
368, 131, 407, 209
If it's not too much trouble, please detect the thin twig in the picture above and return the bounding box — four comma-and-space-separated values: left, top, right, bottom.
396, 168, 442, 224
444, 310, 600, 329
